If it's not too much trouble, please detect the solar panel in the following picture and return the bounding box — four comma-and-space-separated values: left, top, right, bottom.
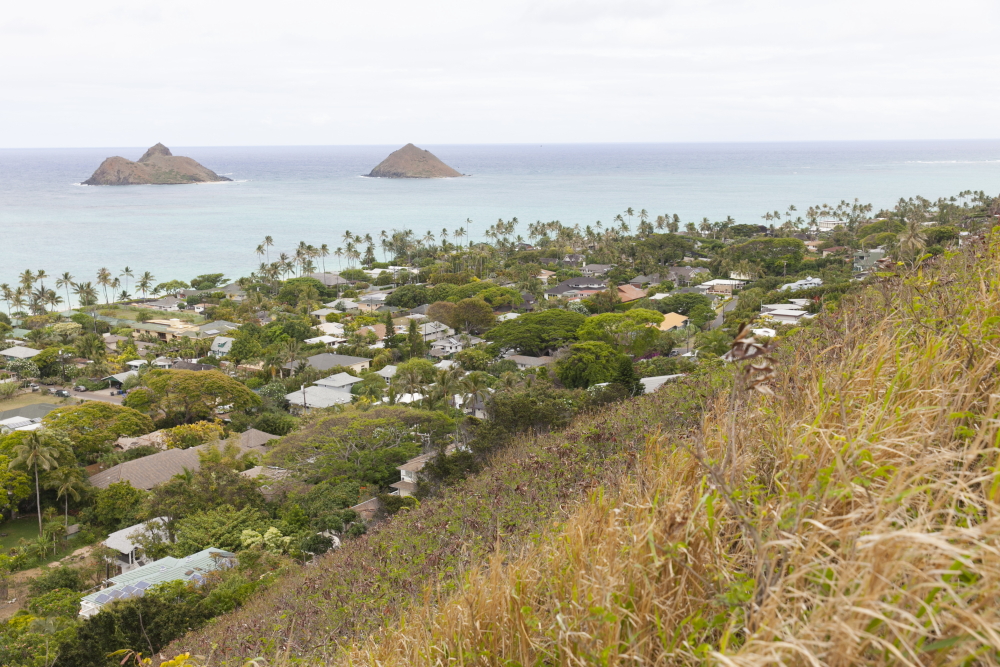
134, 581, 152, 590
94, 594, 111, 604
107, 589, 124, 599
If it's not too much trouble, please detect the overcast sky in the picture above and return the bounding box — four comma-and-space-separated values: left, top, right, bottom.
2, 0, 998, 148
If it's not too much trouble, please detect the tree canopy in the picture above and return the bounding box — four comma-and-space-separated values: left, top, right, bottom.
140, 369, 262, 424
485, 310, 587, 355
576, 308, 663, 357
43, 402, 154, 459
555, 341, 627, 389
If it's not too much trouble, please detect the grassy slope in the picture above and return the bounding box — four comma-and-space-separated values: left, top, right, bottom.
341, 236, 1000, 665
165, 365, 727, 663
168, 234, 1000, 666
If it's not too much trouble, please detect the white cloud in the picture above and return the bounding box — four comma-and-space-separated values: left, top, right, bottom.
0, 0, 997, 146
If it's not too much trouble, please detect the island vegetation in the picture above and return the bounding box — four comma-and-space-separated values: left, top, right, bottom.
0, 189, 996, 666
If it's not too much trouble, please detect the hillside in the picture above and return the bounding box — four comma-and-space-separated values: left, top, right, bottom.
82, 143, 232, 185
367, 143, 463, 178
167, 232, 1000, 665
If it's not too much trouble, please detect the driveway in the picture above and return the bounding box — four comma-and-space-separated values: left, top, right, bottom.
51, 386, 125, 406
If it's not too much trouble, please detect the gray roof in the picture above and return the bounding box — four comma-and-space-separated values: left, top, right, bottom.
375, 365, 397, 379
211, 336, 234, 353
285, 385, 354, 409
0, 403, 59, 421
314, 372, 363, 388
296, 353, 371, 372
89, 429, 276, 490
104, 517, 169, 555
1, 346, 41, 359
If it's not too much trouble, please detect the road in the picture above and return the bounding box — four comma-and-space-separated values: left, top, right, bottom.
51, 386, 125, 406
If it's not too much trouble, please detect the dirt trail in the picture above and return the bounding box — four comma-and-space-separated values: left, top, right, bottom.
0, 545, 97, 620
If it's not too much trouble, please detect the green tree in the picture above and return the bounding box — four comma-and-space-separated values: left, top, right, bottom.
576, 308, 663, 357
385, 284, 430, 309
141, 370, 262, 424
10, 430, 60, 533
406, 319, 426, 359
43, 465, 87, 527
611, 357, 643, 396
453, 298, 495, 334
485, 310, 586, 355
43, 402, 154, 460
92, 481, 147, 530
0, 454, 31, 515
555, 341, 627, 389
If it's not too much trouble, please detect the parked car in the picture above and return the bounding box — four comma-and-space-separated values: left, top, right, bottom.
29, 383, 39, 392
73, 385, 88, 392
54, 389, 70, 398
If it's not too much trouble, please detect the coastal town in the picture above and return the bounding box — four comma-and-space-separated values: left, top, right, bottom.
0, 196, 989, 663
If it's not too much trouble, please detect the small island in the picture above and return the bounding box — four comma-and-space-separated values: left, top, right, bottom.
367, 143, 463, 178
82, 143, 232, 185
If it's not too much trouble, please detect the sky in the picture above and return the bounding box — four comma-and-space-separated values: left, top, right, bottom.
2, 0, 999, 148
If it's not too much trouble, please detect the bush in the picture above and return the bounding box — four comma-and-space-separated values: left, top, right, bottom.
378, 493, 418, 516
27, 587, 83, 617
28, 567, 85, 596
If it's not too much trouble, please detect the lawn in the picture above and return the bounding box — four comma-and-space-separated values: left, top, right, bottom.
0, 392, 75, 413
0, 516, 40, 551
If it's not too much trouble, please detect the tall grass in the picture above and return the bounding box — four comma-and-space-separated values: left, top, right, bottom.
339, 236, 1000, 665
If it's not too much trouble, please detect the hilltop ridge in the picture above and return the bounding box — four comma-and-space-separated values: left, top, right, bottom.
82, 143, 232, 185
367, 143, 463, 178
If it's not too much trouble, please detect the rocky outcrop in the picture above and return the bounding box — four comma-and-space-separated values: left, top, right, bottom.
367, 143, 463, 178
82, 143, 232, 185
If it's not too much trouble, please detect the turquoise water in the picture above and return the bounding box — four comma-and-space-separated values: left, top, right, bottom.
1, 141, 998, 298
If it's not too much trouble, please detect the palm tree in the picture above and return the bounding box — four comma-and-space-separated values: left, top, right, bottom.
397, 367, 424, 401
55, 273, 74, 309
334, 247, 344, 271
44, 466, 85, 528
898, 218, 927, 257
96, 268, 112, 304
35, 269, 48, 291
0, 283, 12, 317
72, 281, 98, 309
11, 431, 60, 534
119, 267, 134, 296
11, 287, 27, 315
319, 243, 330, 275
136, 271, 155, 299
263, 236, 274, 264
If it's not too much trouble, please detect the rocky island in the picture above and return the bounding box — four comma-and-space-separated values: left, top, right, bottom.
82, 143, 232, 185
367, 143, 463, 178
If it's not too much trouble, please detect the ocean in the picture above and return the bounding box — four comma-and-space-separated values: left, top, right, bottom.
1, 141, 998, 303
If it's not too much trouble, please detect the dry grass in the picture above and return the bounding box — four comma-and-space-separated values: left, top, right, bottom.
336, 236, 1000, 666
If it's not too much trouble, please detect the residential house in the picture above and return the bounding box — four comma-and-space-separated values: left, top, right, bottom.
760, 303, 807, 313
581, 263, 614, 277
853, 248, 887, 274
103, 370, 138, 388
665, 266, 710, 286
563, 253, 585, 266
115, 430, 168, 452
375, 365, 397, 383
640, 374, 684, 394
520, 291, 538, 310
102, 517, 170, 573
89, 429, 276, 490
315, 321, 346, 337
779, 276, 823, 292
656, 312, 689, 332
284, 385, 354, 411
349, 497, 381, 522
697, 279, 747, 295
1, 346, 40, 362
196, 321, 239, 339
209, 336, 234, 358
304, 334, 345, 346
538, 257, 560, 267
817, 218, 845, 232
822, 246, 848, 258
0, 416, 43, 434
291, 353, 371, 374
314, 372, 365, 392
308, 272, 353, 288
507, 354, 554, 370
538, 269, 556, 281
763, 309, 815, 325
629, 274, 660, 287
616, 284, 647, 303
142, 296, 182, 311
240, 466, 292, 500
79, 548, 236, 618
430, 335, 483, 357
497, 312, 520, 322
390, 452, 433, 496
544, 277, 607, 300
419, 321, 454, 342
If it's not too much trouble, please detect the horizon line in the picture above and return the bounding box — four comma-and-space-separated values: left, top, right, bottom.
3, 138, 1000, 151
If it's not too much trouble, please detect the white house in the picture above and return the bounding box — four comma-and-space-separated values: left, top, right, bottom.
780, 276, 823, 292
284, 385, 354, 411
103, 517, 171, 573
763, 309, 815, 325
314, 372, 364, 392
0, 346, 40, 362
209, 336, 234, 358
